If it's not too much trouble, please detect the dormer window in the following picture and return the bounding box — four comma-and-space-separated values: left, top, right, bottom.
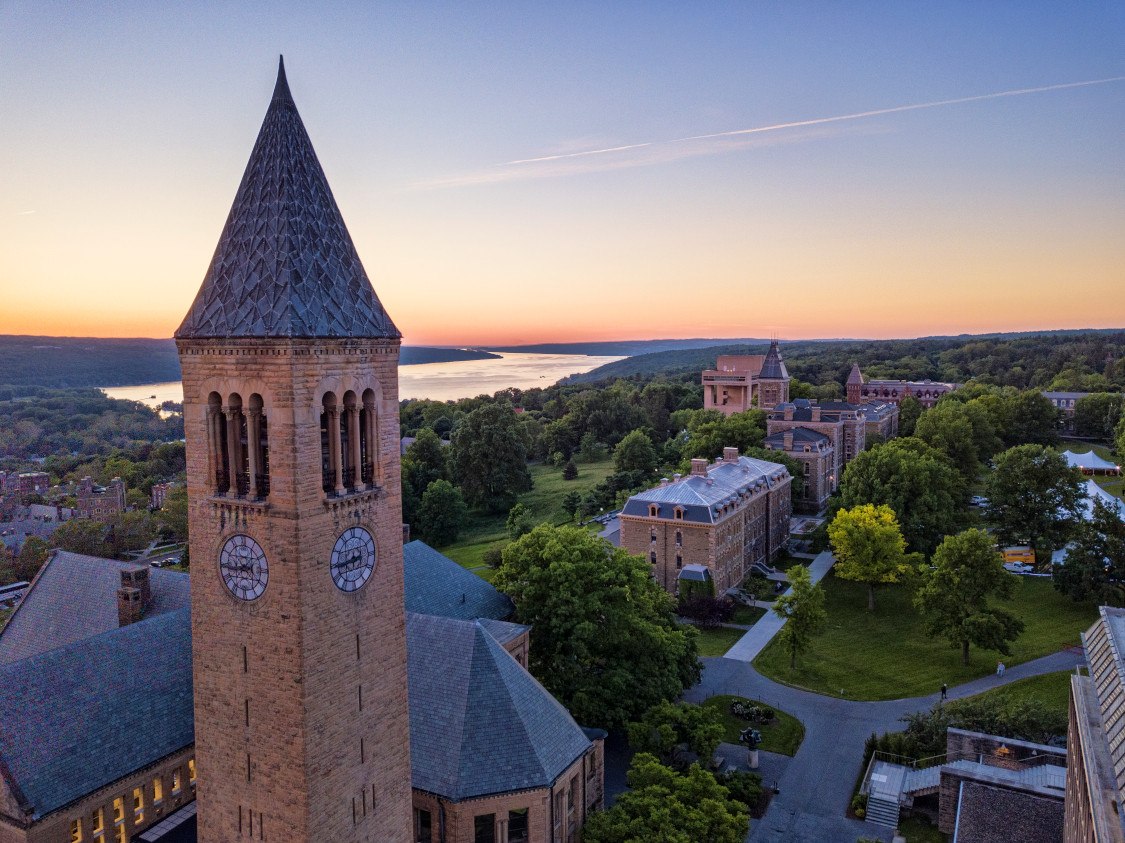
648, 504, 659, 518
674, 507, 685, 520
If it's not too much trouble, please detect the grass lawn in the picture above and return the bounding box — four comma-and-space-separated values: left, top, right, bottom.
692, 625, 747, 657
753, 572, 1096, 700
730, 605, 767, 626
961, 670, 1072, 718
439, 458, 617, 570
898, 815, 947, 843
700, 694, 805, 756
0, 608, 10, 631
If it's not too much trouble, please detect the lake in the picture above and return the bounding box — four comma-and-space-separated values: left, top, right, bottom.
101, 352, 625, 405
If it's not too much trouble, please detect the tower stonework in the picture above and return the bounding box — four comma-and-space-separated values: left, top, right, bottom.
175, 59, 411, 843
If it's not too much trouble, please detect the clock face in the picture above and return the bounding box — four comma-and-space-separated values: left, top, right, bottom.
218, 534, 269, 601
331, 527, 376, 593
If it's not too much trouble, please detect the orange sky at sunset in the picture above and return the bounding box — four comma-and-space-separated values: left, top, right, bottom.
2, 4, 1122, 345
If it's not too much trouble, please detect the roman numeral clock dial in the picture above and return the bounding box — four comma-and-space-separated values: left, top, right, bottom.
218, 534, 269, 601
331, 527, 377, 592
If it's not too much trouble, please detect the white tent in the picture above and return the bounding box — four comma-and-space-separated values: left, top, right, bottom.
1082, 479, 1125, 523
1063, 450, 1121, 474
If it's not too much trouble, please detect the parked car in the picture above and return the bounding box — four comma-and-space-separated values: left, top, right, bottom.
970, 495, 988, 507
1003, 562, 1035, 575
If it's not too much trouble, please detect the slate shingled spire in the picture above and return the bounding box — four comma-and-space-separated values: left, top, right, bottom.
176, 57, 399, 339
759, 338, 789, 380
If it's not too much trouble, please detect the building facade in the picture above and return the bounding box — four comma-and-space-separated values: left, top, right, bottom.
702, 341, 790, 415
619, 448, 791, 595
846, 362, 959, 408
763, 428, 834, 513
766, 400, 866, 492
1044, 392, 1089, 432
76, 476, 126, 521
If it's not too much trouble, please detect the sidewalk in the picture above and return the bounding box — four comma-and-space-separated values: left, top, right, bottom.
723, 551, 835, 662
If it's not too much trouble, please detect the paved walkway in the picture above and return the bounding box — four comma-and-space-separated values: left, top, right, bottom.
723, 551, 836, 661
682, 567, 1085, 843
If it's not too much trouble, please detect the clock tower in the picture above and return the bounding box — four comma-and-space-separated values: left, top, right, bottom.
175, 58, 411, 842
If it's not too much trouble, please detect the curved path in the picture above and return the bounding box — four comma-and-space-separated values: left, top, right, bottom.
682, 550, 1083, 841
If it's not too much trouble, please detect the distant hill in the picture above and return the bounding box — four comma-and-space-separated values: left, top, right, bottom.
0, 336, 499, 388
483, 338, 769, 356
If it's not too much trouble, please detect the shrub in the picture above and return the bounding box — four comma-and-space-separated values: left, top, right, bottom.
679, 595, 732, 628
482, 547, 504, 569
717, 769, 764, 814
728, 699, 776, 725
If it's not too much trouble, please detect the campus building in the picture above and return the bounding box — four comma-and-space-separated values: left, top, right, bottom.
0, 59, 604, 843
1043, 392, 1089, 433
763, 427, 834, 513
766, 399, 867, 494
845, 363, 959, 408
76, 476, 126, 521
701, 340, 790, 415
619, 448, 792, 595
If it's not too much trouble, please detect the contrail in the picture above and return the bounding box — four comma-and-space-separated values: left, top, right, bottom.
501, 76, 1125, 166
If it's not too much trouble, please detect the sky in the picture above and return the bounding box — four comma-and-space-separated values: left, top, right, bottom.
1, 2, 1123, 346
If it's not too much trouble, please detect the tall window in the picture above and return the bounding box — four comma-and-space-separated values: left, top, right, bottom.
188, 758, 196, 784
70, 819, 83, 842
153, 775, 163, 803
413, 808, 432, 843
91, 808, 104, 836
473, 814, 495, 843
508, 809, 529, 843
133, 787, 144, 823
172, 770, 182, 794
112, 798, 124, 823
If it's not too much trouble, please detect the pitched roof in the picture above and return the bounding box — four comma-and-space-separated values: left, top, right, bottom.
176, 58, 398, 340
1064, 450, 1120, 472
0, 609, 194, 819
407, 613, 591, 801
764, 427, 830, 446
847, 363, 864, 385
403, 540, 513, 621
758, 340, 789, 380
0, 551, 190, 666
621, 455, 790, 524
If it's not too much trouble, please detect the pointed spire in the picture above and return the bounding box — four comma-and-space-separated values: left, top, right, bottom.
177, 60, 399, 340
847, 363, 864, 385
759, 339, 788, 380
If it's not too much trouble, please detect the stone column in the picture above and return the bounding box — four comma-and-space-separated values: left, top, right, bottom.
223, 406, 241, 496
205, 405, 219, 491
328, 407, 345, 496
363, 398, 377, 486
348, 405, 361, 491
246, 408, 261, 499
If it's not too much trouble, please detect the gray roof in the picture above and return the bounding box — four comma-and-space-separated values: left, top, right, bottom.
403, 540, 513, 621
475, 617, 530, 646
176, 58, 398, 340
768, 399, 861, 422
407, 613, 592, 801
0, 551, 190, 666
1043, 391, 1091, 400
847, 363, 864, 385
857, 401, 897, 421
0, 609, 194, 819
759, 340, 789, 380
622, 455, 790, 524
764, 427, 830, 446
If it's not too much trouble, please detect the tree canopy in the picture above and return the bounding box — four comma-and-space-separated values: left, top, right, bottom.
772, 563, 827, 667
914, 528, 1024, 665
613, 429, 659, 475
828, 504, 914, 611
985, 445, 1084, 556
416, 479, 468, 546
1053, 499, 1125, 605
492, 524, 700, 727
626, 701, 725, 771
449, 402, 533, 512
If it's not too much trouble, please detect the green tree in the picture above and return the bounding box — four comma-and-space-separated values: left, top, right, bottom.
613, 429, 658, 475
915, 528, 1024, 665
898, 395, 922, 437
579, 432, 606, 462
107, 510, 158, 559
914, 402, 983, 484
505, 502, 534, 541
840, 438, 963, 555
561, 490, 581, 518
1003, 390, 1061, 447
581, 754, 750, 843
14, 536, 50, 582
50, 518, 110, 557
1053, 499, 1125, 604
626, 701, 725, 770
1074, 393, 1125, 440
416, 479, 469, 546
156, 486, 189, 543
449, 403, 532, 512
493, 524, 700, 727
1117, 413, 1125, 461
772, 564, 827, 668
828, 504, 914, 612
403, 428, 448, 492
683, 410, 766, 461
561, 458, 578, 480
985, 445, 1084, 559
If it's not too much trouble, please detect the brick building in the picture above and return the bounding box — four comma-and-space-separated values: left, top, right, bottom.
0, 60, 604, 843
1043, 391, 1089, 432
619, 448, 792, 595
702, 340, 791, 415
150, 481, 177, 509
0, 473, 49, 498
76, 476, 126, 521
846, 362, 959, 409
763, 427, 834, 513
766, 399, 866, 493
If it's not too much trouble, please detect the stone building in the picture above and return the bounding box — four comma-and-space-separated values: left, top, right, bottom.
1043, 391, 1089, 433
0, 59, 604, 843
150, 481, 177, 510
1065, 605, 1125, 841
857, 400, 899, 442
619, 448, 792, 595
846, 363, 958, 408
76, 476, 126, 520
763, 428, 834, 513
702, 340, 790, 415
766, 399, 866, 492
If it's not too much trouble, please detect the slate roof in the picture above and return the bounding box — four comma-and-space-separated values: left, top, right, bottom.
952, 780, 1063, 843
406, 613, 592, 801
764, 427, 830, 447
847, 363, 864, 385
0, 609, 194, 820
768, 398, 862, 422
176, 58, 398, 340
621, 455, 790, 524
403, 540, 513, 621
758, 340, 789, 380
0, 551, 190, 666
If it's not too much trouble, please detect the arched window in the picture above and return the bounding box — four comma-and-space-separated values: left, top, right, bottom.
361, 388, 378, 488
675, 529, 682, 547
648, 504, 659, 518
321, 392, 340, 495
247, 393, 269, 499
221, 392, 249, 497
207, 392, 230, 495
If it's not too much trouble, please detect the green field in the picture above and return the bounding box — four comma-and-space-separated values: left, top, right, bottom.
897, 815, 947, 843
693, 625, 747, 657
961, 670, 1072, 717
700, 695, 805, 756
753, 573, 1096, 700
438, 458, 618, 572
730, 605, 767, 626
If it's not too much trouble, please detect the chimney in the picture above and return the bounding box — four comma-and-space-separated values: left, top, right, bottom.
783, 431, 793, 450
672, 473, 682, 482
690, 458, 708, 477
723, 447, 739, 463
117, 566, 150, 626
784, 406, 794, 421
660, 477, 670, 487
811, 406, 822, 422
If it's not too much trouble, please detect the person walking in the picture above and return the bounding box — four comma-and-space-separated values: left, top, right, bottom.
940, 683, 947, 701
997, 662, 1006, 676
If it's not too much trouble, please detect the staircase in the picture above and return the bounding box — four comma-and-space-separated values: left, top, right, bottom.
865, 793, 900, 828
902, 764, 942, 797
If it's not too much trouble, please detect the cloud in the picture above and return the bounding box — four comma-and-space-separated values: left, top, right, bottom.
16, 210, 36, 216
414, 76, 1125, 190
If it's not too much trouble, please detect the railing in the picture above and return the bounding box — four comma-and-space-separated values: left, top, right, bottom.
235, 472, 250, 498
322, 469, 336, 495
215, 469, 230, 496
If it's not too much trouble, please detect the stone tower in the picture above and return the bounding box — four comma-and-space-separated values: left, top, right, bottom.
174, 59, 412, 843
756, 339, 790, 410
846, 362, 865, 404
